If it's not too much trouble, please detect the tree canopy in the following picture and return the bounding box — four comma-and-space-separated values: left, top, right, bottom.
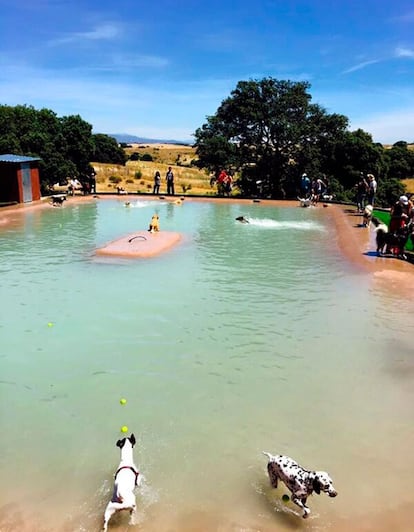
0, 104, 125, 193
194, 77, 412, 204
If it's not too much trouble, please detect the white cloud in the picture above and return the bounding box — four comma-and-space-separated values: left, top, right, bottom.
49, 23, 120, 46
352, 109, 414, 144
395, 46, 414, 58
0, 62, 233, 140
342, 59, 381, 74
110, 53, 169, 69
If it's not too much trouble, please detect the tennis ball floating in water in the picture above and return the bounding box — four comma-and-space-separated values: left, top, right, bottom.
282, 494, 290, 502
47, 322, 53, 327
121, 425, 128, 433
120, 398, 127, 405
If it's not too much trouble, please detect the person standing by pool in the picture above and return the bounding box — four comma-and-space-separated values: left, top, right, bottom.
153, 170, 161, 194
300, 173, 310, 197
166, 166, 175, 195
355, 173, 369, 213
367, 174, 377, 206
89, 171, 96, 194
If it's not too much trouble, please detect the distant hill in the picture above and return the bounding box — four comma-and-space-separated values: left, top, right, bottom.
101, 132, 192, 146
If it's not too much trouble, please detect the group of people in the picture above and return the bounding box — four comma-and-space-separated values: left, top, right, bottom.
300, 173, 328, 205
67, 173, 96, 196
209, 169, 233, 196
355, 172, 377, 212
389, 194, 413, 232
153, 167, 175, 195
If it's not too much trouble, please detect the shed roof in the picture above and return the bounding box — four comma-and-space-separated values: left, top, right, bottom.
0, 154, 41, 163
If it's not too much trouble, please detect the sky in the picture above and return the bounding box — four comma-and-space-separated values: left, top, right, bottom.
0, 0, 413, 144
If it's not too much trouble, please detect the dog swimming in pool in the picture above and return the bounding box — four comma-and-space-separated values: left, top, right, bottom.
236, 216, 249, 224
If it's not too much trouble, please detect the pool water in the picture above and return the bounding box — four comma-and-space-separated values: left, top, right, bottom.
0, 198, 413, 531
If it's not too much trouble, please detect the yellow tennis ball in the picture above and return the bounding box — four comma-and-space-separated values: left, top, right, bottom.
282, 494, 290, 503
121, 425, 128, 433
47, 322, 53, 327
120, 398, 127, 405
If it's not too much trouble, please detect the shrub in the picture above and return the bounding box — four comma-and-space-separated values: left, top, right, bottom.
134, 170, 142, 179
141, 153, 153, 161
109, 175, 122, 184
126, 179, 134, 184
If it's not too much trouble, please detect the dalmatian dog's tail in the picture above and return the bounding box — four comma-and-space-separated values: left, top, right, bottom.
262, 451, 273, 460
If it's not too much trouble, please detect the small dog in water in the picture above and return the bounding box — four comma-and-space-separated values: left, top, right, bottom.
103, 434, 141, 532
235, 215, 249, 223
263, 452, 337, 518
148, 214, 160, 232
51, 195, 66, 206
297, 196, 312, 208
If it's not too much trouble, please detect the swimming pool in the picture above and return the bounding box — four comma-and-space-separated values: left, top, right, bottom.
0, 198, 413, 531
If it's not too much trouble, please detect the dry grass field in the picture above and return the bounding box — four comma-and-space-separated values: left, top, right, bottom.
92, 143, 215, 195
402, 178, 414, 194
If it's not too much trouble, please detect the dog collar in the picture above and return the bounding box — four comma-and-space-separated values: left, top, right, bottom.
115, 466, 140, 486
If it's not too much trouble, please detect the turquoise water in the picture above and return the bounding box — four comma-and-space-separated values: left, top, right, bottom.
0, 199, 413, 531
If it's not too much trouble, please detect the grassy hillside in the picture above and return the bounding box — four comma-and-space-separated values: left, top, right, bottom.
402, 178, 414, 194
92, 143, 215, 195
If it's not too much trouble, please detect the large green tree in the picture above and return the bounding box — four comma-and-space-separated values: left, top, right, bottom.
325, 129, 388, 194
0, 105, 126, 193
385, 141, 414, 180
92, 133, 127, 165
194, 78, 349, 197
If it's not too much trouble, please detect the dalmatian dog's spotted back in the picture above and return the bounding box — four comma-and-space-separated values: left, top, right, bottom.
263, 452, 337, 518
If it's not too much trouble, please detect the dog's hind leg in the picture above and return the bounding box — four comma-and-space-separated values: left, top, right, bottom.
103, 501, 128, 531
103, 503, 116, 532
129, 504, 138, 525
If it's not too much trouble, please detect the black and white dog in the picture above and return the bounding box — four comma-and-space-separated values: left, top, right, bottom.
50, 194, 67, 206
103, 434, 141, 531
372, 217, 412, 258
235, 215, 250, 223
371, 217, 389, 255
263, 452, 337, 518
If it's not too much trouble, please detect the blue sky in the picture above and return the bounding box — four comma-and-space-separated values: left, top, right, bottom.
0, 0, 413, 143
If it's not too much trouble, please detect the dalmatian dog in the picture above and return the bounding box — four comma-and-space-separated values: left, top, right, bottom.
103, 434, 141, 531
263, 452, 337, 518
